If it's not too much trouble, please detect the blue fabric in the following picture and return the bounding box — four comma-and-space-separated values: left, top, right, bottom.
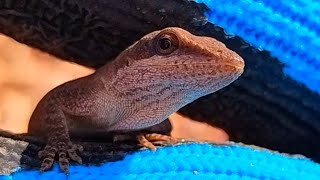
1, 143, 320, 180
195, 0, 320, 93
2, 0, 320, 179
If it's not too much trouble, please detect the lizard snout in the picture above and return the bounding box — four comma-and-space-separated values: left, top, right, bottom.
232, 55, 245, 74
221, 50, 245, 76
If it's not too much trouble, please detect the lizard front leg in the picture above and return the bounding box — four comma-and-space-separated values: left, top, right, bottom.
137, 133, 178, 151
36, 106, 83, 174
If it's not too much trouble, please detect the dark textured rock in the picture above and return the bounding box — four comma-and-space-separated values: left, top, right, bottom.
0, 0, 319, 163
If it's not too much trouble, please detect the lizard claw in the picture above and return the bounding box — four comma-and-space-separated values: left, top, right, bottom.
38, 141, 83, 174
137, 133, 178, 151
38, 145, 57, 172
137, 134, 157, 151
67, 143, 83, 164
58, 155, 70, 175
40, 157, 55, 172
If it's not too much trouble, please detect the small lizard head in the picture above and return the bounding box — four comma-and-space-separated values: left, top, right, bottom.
107, 27, 245, 131
112, 27, 244, 95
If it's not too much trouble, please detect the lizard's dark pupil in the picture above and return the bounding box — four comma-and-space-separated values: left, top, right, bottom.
155, 34, 178, 55
159, 38, 171, 50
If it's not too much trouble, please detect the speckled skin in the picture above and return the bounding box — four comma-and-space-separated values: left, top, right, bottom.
27, 27, 244, 174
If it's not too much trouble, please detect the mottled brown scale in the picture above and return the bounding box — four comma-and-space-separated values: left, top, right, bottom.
27, 27, 244, 174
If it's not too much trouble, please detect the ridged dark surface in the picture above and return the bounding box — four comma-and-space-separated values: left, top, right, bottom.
0, 130, 140, 170
0, 0, 319, 163
0, 120, 171, 169
0, 0, 207, 68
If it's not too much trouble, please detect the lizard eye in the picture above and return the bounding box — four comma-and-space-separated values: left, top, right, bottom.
155, 33, 179, 55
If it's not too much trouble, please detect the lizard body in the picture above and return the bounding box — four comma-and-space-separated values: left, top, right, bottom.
28, 27, 244, 173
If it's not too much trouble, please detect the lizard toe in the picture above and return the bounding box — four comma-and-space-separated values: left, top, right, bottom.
38, 145, 57, 159
67, 143, 83, 163
137, 133, 179, 151
71, 143, 84, 153
58, 156, 69, 175
38, 144, 57, 171
67, 149, 82, 164
137, 134, 157, 151
40, 157, 54, 172
38, 140, 82, 173
145, 133, 178, 145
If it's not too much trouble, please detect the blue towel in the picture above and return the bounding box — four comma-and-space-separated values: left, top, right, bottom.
1, 0, 320, 179
2, 143, 320, 180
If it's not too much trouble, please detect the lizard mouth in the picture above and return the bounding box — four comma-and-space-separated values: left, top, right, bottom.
225, 62, 245, 73
188, 61, 244, 75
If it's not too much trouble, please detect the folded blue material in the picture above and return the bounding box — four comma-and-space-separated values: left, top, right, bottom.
1, 143, 319, 180
195, 0, 320, 93
2, 0, 320, 179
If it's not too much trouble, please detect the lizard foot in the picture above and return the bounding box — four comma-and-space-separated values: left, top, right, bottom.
137, 133, 178, 151
38, 141, 83, 174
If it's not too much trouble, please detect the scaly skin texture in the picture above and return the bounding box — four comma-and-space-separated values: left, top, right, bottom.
27, 27, 244, 174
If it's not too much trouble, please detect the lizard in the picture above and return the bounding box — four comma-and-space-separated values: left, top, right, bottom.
27, 27, 245, 174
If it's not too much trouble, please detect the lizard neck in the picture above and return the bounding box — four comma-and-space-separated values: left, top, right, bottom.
98, 61, 201, 127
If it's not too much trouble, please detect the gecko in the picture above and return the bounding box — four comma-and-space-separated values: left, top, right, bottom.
27, 27, 245, 174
